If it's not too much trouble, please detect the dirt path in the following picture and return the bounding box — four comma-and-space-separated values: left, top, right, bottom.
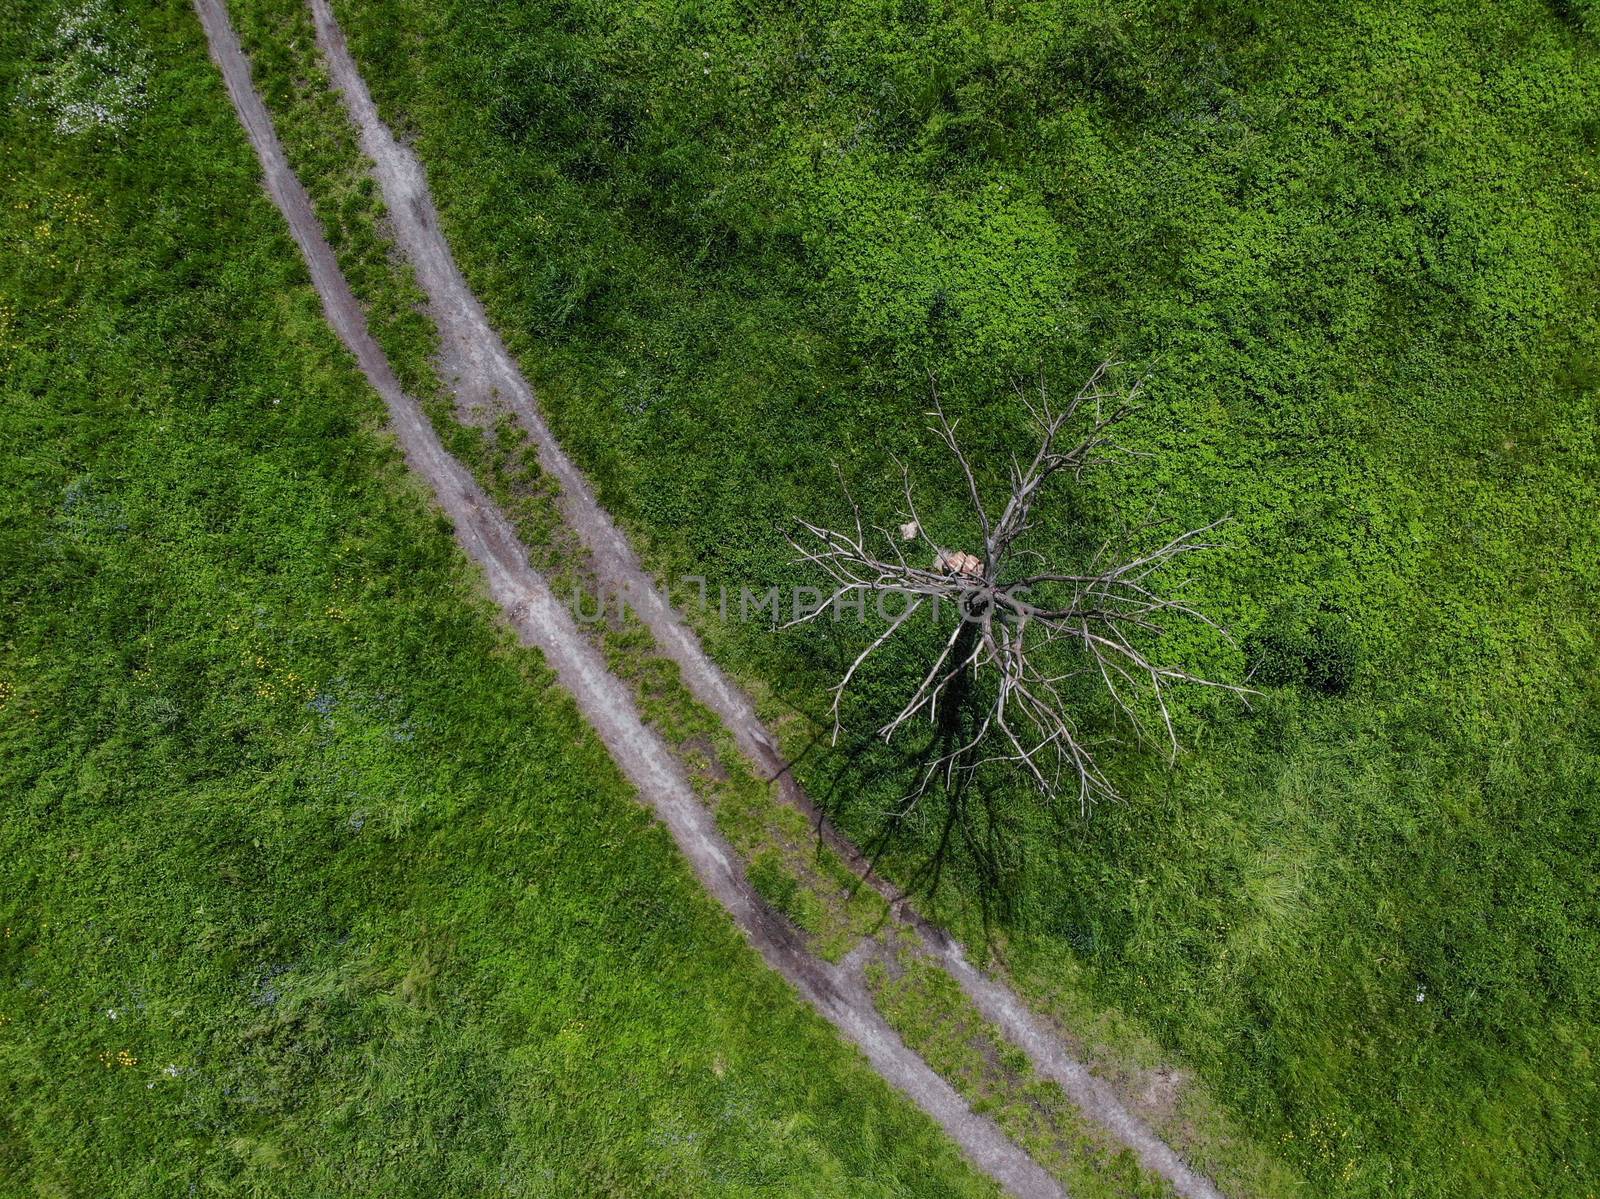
193, 1, 1065, 1195
302, 4, 1227, 1198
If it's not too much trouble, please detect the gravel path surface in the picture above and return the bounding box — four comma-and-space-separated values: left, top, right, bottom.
194, 1, 1067, 1194
301, 5, 1227, 1198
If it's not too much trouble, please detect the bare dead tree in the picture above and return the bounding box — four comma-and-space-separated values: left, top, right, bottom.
786, 364, 1245, 814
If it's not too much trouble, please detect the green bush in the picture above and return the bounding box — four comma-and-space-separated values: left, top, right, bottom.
1553, 0, 1599, 35
1246, 606, 1359, 696
1244, 609, 1314, 688
1304, 611, 1360, 696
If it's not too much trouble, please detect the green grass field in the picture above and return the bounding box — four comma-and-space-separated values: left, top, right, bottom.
0, 4, 1018, 1194
314, 1, 1600, 1195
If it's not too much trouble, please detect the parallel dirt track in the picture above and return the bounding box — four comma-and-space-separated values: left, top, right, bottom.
202, 0, 1232, 1193
193, 1, 1066, 1194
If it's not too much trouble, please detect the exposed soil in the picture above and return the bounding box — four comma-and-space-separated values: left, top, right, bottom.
194, 1, 1064, 1194
680, 733, 731, 783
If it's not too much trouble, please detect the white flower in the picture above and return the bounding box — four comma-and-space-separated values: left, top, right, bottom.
24, 1, 150, 136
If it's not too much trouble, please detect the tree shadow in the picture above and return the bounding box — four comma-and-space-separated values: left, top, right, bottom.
796, 621, 1025, 948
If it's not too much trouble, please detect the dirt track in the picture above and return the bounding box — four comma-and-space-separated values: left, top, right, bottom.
301, 4, 1227, 1198
193, 1, 1067, 1194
